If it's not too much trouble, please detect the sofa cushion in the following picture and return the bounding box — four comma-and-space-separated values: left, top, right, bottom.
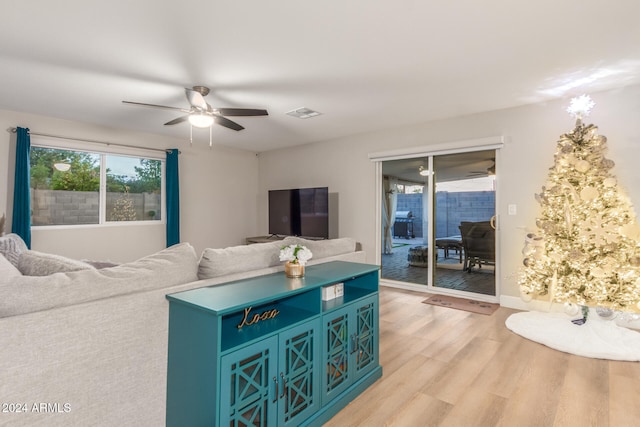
0, 242, 199, 318
198, 241, 283, 280
82, 259, 120, 269
18, 250, 96, 276
281, 237, 356, 260
0, 233, 28, 268
0, 254, 22, 278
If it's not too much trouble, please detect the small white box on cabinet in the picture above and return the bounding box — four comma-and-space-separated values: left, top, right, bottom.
322, 285, 336, 301
322, 282, 344, 301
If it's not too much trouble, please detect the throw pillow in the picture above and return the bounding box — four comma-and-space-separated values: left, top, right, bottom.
0, 233, 28, 268
18, 250, 96, 276
198, 241, 283, 279
0, 253, 22, 278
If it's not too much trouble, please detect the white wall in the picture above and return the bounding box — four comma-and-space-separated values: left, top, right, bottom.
257, 85, 640, 300
0, 109, 259, 262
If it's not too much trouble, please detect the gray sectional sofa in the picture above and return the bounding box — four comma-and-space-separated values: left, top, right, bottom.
0, 235, 365, 426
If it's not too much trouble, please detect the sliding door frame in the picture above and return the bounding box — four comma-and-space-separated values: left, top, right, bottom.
371, 136, 504, 302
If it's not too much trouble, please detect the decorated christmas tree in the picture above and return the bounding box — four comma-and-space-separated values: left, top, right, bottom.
519, 95, 640, 315
110, 185, 138, 221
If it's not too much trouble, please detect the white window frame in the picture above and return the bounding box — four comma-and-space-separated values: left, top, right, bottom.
30, 135, 166, 229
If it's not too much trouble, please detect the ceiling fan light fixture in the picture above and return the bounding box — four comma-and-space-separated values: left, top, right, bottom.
123, 85, 266, 135
188, 113, 214, 128
419, 166, 431, 176
54, 162, 71, 172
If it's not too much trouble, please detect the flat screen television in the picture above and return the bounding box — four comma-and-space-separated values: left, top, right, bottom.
268, 187, 329, 238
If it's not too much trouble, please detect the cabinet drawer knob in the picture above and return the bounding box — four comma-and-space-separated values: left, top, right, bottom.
280, 372, 287, 399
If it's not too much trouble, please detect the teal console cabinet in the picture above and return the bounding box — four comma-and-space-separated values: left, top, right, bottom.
165, 261, 382, 427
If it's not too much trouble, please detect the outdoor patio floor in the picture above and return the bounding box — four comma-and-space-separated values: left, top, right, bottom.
381, 238, 495, 296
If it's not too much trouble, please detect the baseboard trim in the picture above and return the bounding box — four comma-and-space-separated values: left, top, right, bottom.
379, 285, 560, 312
380, 280, 499, 304
499, 295, 561, 312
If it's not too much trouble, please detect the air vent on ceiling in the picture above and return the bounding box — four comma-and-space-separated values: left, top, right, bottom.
286, 107, 322, 119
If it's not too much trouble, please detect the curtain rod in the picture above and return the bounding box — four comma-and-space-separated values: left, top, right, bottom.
7, 127, 179, 154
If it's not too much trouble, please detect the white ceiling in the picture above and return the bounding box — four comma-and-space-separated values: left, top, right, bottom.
2, 1, 639, 153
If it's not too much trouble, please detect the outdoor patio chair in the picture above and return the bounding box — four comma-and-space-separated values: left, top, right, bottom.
459, 221, 495, 273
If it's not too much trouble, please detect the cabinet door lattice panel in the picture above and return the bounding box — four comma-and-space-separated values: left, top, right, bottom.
221, 338, 277, 427
325, 313, 349, 393
283, 329, 317, 423
356, 301, 375, 372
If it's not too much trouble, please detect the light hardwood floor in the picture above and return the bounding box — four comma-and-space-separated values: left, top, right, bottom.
324, 287, 640, 427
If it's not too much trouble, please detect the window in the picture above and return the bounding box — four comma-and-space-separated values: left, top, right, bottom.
30, 146, 164, 226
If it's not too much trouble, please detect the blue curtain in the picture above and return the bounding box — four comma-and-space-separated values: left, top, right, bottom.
166, 149, 180, 247
12, 127, 31, 248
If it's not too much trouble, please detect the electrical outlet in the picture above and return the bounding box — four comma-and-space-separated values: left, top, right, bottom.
508, 204, 517, 215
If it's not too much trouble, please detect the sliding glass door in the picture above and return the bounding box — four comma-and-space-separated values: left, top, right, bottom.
432, 151, 496, 296
380, 158, 429, 285
378, 148, 497, 299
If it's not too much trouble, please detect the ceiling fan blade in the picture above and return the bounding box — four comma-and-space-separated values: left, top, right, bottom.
122, 100, 189, 113
164, 115, 190, 126
185, 88, 208, 110
216, 108, 268, 117
214, 116, 244, 131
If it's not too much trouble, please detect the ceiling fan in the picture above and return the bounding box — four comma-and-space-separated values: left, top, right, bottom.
467, 159, 496, 177
122, 86, 268, 146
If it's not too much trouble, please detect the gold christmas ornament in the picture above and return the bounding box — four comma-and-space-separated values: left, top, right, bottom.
561, 144, 573, 153
522, 245, 535, 256
563, 302, 580, 316
601, 159, 615, 169
568, 248, 582, 258
519, 286, 533, 302
603, 257, 617, 270
575, 159, 590, 172
580, 186, 599, 201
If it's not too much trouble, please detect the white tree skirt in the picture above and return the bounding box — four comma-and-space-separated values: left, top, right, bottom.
505, 310, 640, 361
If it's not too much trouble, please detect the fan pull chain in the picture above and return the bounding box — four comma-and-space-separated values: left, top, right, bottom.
189, 125, 193, 146
209, 126, 213, 149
